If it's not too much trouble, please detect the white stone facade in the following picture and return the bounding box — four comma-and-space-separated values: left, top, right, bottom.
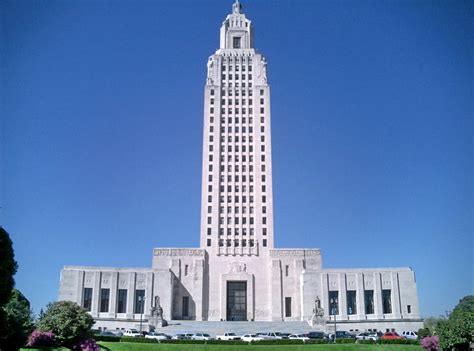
58, 1, 423, 333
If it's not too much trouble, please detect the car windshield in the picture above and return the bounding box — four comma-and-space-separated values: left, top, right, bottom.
203, 334, 210, 337
227, 333, 235, 336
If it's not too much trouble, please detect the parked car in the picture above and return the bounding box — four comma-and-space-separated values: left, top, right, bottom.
191, 333, 213, 341
241, 334, 264, 342
289, 334, 310, 342
381, 332, 405, 340
98, 331, 119, 337
356, 332, 378, 341
402, 331, 418, 340
216, 332, 241, 340
307, 331, 325, 339
123, 329, 141, 337
172, 334, 188, 340
145, 332, 171, 341
256, 332, 285, 339
328, 331, 356, 340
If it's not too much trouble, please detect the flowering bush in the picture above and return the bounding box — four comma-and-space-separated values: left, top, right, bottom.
421, 335, 440, 350
72, 338, 100, 351
27, 330, 56, 347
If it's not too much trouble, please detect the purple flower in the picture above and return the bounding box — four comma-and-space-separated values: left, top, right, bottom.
73, 338, 100, 351
27, 330, 56, 347
421, 335, 440, 350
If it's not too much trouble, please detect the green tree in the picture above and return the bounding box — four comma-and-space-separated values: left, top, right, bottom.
0, 227, 17, 306
437, 296, 474, 351
36, 300, 94, 347
1, 289, 34, 350
0, 227, 19, 349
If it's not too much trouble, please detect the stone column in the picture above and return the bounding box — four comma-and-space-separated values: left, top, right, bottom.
193, 259, 205, 321
126, 272, 136, 319
76, 270, 85, 307
391, 272, 402, 318
270, 260, 282, 321
294, 259, 304, 320
356, 273, 365, 319
109, 271, 118, 318
145, 272, 154, 317
321, 273, 329, 319
91, 271, 101, 318
374, 272, 383, 319
339, 273, 347, 320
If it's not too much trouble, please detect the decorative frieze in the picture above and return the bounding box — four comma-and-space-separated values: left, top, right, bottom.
153, 248, 205, 257
269, 249, 320, 257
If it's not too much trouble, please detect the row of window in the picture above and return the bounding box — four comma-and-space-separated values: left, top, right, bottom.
209, 89, 264, 96
212, 205, 267, 214
221, 73, 253, 80
326, 289, 393, 315
221, 65, 252, 72
216, 116, 265, 124
220, 82, 252, 88
212, 98, 265, 106
208, 216, 267, 225
211, 155, 266, 163
210, 107, 265, 114
218, 238, 268, 247
207, 173, 266, 184
210, 164, 266, 173
215, 227, 268, 236
82, 288, 145, 314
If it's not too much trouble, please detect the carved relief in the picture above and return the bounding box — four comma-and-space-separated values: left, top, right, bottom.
269, 249, 320, 257
255, 309, 269, 317
154, 248, 205, 257
228, 262, 247, 273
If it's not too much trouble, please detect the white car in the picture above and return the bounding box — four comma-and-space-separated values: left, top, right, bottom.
216, 332, 241, 340
145, 332, 171, 340
402, 331, 418, 340
356, 332, 378, 341
191, 333, 213, 341
241, 334, 264, 342
289, 334, 310, 342
256, 332, 284, 340
123, 329, 141, 337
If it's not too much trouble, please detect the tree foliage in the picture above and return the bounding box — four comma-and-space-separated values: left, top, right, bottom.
0, 227, 17, 306
437, 295, 474, 351
36, 301, 95, 347
0, 289, 35, 350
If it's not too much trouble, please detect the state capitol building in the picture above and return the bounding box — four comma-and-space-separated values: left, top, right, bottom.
59, 1, 423, 333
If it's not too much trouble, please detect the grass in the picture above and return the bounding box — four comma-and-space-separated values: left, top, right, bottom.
98, 342, 423, 351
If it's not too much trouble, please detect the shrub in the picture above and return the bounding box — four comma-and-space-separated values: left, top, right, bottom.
72, 338, 100, 351
421, 335, 440, 350
379, 338, 418, 345
357, 339, 376, 344
120, 336, 157, 343
27, 330, 57, 347
418, 327, 432, 339
36, 301, 94, 348
335, 338, 356, 343
93, 335, 121, 342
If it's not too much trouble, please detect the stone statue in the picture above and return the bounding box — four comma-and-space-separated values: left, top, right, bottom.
308, 295, 326, 329
207, 57, 215, 85
148, 295, 167, 329
258, 57, 268, 83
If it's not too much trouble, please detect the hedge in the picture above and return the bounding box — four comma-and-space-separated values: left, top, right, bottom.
93, 335, 121, 342
120, 337, 158, 343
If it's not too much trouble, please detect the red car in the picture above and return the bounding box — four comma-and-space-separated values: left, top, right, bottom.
381, 332, 405, 340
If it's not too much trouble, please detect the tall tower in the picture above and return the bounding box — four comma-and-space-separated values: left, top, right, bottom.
200, 0, 274, 256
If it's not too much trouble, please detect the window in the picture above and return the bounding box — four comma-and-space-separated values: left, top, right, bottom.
210, 89, 214, 95
364, 290, 374, 314
83, 288, 92, 311
182, 296, 189, 317
207, 239, 211, 247
347, 291, 357, 315
100, 288, 110, 312
207, 228, 211, 235
184, 264, 189, 276
260, 89, 264, 95
263, 228, 267, 235
285, 265, 289, 277
207, 206, 212, 213
329, 291, 339, 315
233, 37, 241, 49
285, 297, 292, 317
407, 305, 412, 313
134, 289, 145, 314
263, 239, 267, 247
382, 289, 392, 314
117, 289, 127, 313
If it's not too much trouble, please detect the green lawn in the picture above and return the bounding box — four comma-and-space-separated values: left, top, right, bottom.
97, 342, 423, 351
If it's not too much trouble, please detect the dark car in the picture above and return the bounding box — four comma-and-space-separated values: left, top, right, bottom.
328, 331, 356, 340
307, 331, 325, 339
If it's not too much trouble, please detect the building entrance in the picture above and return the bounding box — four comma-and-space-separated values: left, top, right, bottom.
226, 281, 247, 321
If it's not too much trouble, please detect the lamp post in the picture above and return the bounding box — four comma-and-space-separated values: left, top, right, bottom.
330, 297, 338, 343
138, 296, 146, 335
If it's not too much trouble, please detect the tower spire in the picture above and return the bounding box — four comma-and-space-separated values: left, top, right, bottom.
232, 0, 242, 14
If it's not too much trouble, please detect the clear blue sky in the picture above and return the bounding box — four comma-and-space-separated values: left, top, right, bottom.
1, 0, 472, 318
